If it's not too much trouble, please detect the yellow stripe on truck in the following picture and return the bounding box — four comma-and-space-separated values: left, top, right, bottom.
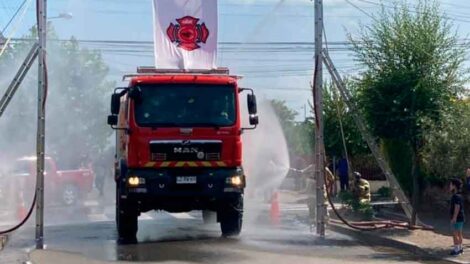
175, 161, 186, 167
160, 161, 171, 167
145, 162, 156, 168
187, 162, 197, 167
216, 161, 227, 167
201, 161, 212, 167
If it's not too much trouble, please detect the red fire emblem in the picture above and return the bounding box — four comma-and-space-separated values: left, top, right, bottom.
166, 16, 210, 51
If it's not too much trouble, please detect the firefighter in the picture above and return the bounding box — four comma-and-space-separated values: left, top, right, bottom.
352, 171, 371, 204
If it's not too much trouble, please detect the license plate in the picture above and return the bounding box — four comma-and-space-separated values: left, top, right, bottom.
176, 176, 197, 184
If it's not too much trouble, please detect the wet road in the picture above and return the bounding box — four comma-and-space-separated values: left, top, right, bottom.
0, 204, 448, 264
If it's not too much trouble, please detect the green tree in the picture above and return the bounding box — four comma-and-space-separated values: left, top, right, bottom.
270, 99, 314, 156
0, 28, 114, 167
323, 81, 368, 158
421, 100, 470, 182
350, 0, 467, 222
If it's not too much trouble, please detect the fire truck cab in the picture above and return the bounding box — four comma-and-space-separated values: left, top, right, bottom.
107, 67, 258, 243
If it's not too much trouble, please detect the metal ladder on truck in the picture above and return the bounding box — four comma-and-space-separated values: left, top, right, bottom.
322, 49, 415, 223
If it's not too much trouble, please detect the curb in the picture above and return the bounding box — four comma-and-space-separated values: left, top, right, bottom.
329, 223, 467, 264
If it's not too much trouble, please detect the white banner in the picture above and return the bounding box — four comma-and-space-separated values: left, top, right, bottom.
152, 0, 218, 70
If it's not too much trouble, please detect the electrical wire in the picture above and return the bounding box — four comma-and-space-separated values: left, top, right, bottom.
1, 0, 28, 33
344, 0, 378, 22
355, 0, 470, 23
0, 0, 33, 59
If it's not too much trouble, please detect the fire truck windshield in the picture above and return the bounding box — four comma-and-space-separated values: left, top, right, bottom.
134, 84, 236, 127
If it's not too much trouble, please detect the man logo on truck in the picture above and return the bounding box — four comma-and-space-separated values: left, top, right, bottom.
173, 147, 200, 154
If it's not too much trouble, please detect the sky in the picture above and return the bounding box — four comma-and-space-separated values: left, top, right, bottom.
1, 0, 469, 119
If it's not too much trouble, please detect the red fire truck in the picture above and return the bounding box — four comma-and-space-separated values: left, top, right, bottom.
107, 67, 258, 243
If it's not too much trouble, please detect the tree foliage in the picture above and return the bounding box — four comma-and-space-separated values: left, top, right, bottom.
323, 81, 368, 158
350, 0, 467, 199
421, 100, 470, 182
0, 28, 114, 168
351, 0, 466, 144
270, 99, 314, 156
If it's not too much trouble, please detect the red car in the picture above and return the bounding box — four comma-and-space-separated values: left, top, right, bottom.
11, 156, 95, 206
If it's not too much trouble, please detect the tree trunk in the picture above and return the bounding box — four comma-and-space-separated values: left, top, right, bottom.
410, 145, 419, 226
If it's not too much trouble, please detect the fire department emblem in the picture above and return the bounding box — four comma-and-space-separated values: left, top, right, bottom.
166, 16, 210, 51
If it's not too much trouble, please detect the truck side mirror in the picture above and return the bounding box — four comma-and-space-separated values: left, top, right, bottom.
128, 87, 143, 104
247, 94, 257, 115
240, 88, 259, 131
111, 94, 121, 115
107, 115, 118, 126
249, 114, 259, 126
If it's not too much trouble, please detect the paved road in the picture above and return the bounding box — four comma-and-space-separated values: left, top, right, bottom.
0, 202, 448, 264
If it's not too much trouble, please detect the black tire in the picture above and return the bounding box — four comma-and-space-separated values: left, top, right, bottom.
116, 187, 138, 244
219, 194, 243, 237
202, 210, 216, 224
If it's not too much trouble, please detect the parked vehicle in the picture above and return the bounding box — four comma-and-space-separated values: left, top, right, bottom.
11, 156, 95, 206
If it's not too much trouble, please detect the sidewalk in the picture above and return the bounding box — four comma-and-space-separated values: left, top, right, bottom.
330, 222, 469, 264
328, 208, 470, 264
277, 190, 470, 263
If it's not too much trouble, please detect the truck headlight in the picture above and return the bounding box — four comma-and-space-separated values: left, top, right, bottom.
230, 176, 243, 186
128, 176, 145, 187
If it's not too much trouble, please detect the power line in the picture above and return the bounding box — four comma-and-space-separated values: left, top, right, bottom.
2, 0, 28, 33
344, 0, 378, 22
356, 0, 470, 23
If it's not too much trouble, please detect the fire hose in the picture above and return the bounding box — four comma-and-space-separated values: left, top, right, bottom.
291, 164, 431, 230
0, 191, 36, 235
323, 167, 432, 231
0, 0, 45, 236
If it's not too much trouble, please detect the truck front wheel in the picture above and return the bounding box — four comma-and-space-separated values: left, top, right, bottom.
219, 194, 243, 237
116, 189, 138, 244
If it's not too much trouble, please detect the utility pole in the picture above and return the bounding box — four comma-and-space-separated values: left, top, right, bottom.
36, 0, 47, 249
313, 0, 326, 237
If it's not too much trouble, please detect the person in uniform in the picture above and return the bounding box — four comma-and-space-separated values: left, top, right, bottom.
351, 172, 371, 204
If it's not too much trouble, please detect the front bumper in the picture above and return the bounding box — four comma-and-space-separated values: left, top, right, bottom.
123, 167, 245, 197
120, 167, 244, 212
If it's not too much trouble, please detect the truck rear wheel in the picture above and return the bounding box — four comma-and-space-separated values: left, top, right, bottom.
219, 194, 243, 237
116, 189, 138, 244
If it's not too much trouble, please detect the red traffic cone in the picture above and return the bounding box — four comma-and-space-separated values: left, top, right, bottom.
16, 192, 27, 221
270, 191, 280, 226
17, 201, 26, 221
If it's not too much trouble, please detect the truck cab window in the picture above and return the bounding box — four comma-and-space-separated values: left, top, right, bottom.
134, 84, 236, 127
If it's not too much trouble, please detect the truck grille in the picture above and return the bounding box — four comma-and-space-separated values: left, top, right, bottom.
150, 140, 222, 161
151, 153, 167, 161
205, 153, 220, 161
